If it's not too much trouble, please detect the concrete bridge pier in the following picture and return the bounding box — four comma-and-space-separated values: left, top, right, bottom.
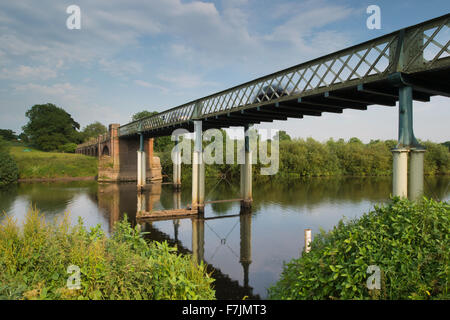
137, 133, 146, 191
173, 135, 182, 190
192, 120, 205, 213
409, 148, 425, 200
241, 125, 252, 210
392, 148, 409, 198
392, 85, 426, 200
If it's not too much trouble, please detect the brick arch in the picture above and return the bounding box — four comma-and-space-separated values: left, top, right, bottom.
102, 145, 110, 156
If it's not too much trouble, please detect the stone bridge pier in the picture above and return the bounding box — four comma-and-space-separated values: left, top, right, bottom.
76, 124, 162, 184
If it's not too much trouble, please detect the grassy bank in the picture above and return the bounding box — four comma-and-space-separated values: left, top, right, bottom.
10, 146, 97, 180
268, 198, 449, 300
0, 209, 215, 300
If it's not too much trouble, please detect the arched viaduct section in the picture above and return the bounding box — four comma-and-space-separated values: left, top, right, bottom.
76, 124, 162, 183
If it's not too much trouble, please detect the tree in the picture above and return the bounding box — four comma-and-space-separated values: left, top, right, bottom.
22, 103, 81, 151
132, 110, 157, 121
18, 132, 29, 143
273, 130, 291, 142
58, 143, 78, 153
0, 129, 18, 141
0, 152, 18, 187
132, 110, 172, 152
0, 136, 9, 153
81, 122, 107, 142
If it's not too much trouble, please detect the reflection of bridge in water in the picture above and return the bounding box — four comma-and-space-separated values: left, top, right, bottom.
97, 182, 259, 299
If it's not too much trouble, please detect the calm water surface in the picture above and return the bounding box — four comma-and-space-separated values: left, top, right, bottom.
1, 176, 449, 299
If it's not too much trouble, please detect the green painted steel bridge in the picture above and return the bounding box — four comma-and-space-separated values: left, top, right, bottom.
118, 14, 450, 140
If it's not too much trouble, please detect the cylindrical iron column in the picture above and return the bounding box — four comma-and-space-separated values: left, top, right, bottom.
192, 121, 204, 212
409, 148, 425, 201
240, 163, 244, 199
137, 133, 146, 190
241, 125, 252, 209
391, 85, 425, 199
173, 135, 181, 190
392, 148, 408, 198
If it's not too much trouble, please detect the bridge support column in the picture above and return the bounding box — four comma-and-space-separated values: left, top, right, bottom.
241, 125, 252, 210
392, 149, 408, 198
192, 120, 205, 213
137, 133, 146, 191
409, 148, 425, 201
391, 85, 425, 200
173, 135, 181, 190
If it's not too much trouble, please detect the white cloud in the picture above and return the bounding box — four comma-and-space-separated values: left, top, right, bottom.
0, 65, 58, 80
99, 58, 143, 77
134, 79, 168, 93
158, 73, 218, 89
14, 82, 80, 99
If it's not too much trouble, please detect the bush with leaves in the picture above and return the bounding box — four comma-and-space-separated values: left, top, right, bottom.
0, 210, 215, 300
58, 143, 78, 153
268, 198, 449, 300
0, 151, 19, 187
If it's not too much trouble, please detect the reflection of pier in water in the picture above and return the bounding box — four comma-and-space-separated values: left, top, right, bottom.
97, 183, 259, 299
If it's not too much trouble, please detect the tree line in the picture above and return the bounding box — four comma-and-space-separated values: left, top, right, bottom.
156, 132, 449, 182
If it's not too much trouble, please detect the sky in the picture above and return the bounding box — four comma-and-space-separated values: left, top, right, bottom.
0, 0, 449, 142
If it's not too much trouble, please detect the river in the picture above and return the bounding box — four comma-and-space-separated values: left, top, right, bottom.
1, 176, 449, 299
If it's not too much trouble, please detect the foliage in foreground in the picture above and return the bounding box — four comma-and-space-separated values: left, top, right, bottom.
268, 198, 449, 300
0, 210, 215, 300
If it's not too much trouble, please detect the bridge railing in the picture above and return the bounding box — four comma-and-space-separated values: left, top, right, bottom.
77, 133, 110, 149
118, 14, 449, 137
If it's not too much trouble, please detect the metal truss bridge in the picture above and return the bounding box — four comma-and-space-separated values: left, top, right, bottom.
117, 14, 449, 138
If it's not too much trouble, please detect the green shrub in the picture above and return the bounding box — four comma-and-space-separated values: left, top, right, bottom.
0, 136, 9, 153
58, 143, 78, 153
268, 198, 449, 300
0, 152, 19, 187
0, 209, 215, 300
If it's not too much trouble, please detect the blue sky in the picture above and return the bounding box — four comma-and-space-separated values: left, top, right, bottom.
0, 0, 449, 142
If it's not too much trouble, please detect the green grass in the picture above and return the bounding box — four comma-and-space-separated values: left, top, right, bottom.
10, 146, 98, 179
0, 209, 216, 300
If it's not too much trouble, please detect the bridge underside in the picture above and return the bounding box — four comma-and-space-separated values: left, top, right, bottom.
133, 66, 450, 138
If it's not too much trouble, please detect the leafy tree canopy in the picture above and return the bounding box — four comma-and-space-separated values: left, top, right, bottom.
274, 130, 291, 142
22, 103, 81, 152
0, 129, 18, 141
132, 110, 157, 121
81, 122, 107, 142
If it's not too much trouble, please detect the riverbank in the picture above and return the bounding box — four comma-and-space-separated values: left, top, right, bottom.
0, 209, 215, 300
10, 146, 98, 180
